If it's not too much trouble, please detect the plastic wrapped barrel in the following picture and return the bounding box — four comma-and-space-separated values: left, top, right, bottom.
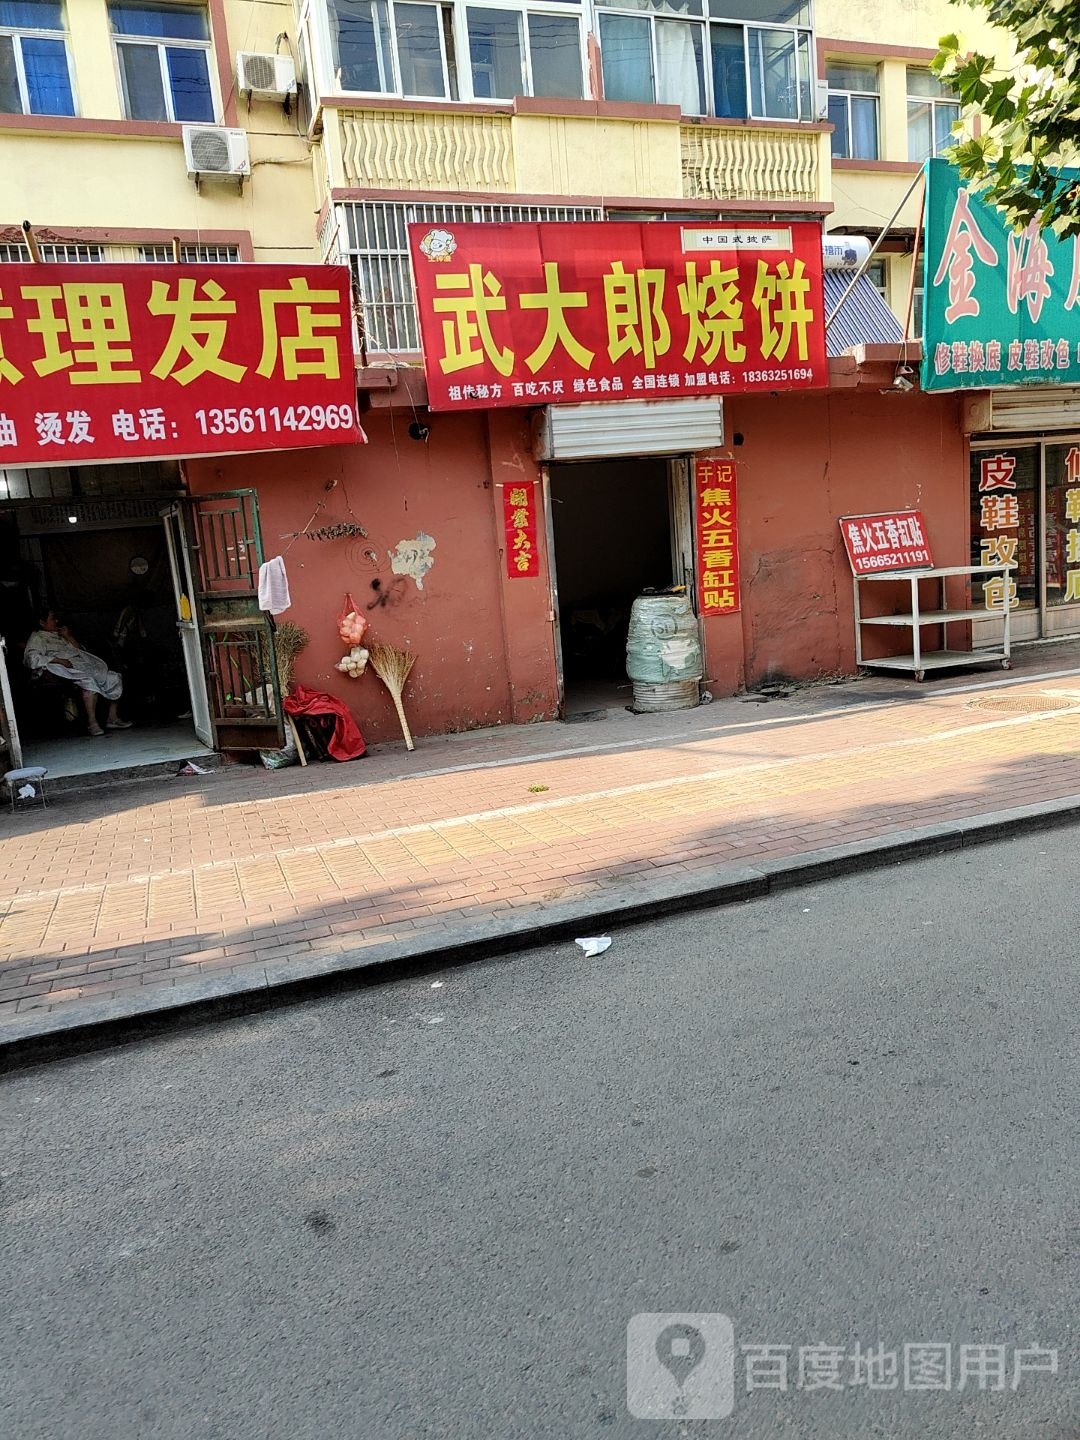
625, 592, 703, 712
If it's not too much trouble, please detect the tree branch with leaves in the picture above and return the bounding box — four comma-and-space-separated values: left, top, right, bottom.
936, 0, 1080, 234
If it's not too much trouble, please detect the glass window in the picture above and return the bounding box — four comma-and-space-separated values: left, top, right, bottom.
395, 2, 448, 96
656, 16, 704, 111
109, 2, 213, 121
327, 0, 582, 101
598, 11, 652, 102
907, 67, 958, 160
599, 5, 704, 112
528, 13, 582, 98
709, 0, 810, 22
747, 26, 798, 120
467, 7, 524, 99
827, 60, 878, 160
0, 0, 74, 116
331, 0, 394, 91
970, 445, 1038, 612
710, 21, 745, 117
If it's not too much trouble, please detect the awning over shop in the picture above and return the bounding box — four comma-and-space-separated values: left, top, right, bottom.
823, 271, 905, 358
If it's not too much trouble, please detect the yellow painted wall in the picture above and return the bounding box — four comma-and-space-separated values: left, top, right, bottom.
3, 0, 316, 259
816, 0, 1012, 62
510, 114, 681, 201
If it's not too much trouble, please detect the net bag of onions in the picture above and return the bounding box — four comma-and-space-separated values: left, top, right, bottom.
336, 594, 368, 648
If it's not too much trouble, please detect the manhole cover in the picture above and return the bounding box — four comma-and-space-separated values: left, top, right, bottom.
967, 694, 1079, 713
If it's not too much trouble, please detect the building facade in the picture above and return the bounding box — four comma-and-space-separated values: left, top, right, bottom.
0, 0, 1044, 773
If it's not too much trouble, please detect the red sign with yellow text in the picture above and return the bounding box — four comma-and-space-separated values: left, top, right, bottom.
503, 480, 539, 578
695, 457, 740, 614
0, 263, 362, 465
409, 221, 827, 412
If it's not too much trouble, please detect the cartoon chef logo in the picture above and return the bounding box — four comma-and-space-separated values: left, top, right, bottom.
419, 227, 457, 262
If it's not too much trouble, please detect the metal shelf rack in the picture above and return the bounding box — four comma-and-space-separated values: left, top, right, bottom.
853, 564, 1013, 681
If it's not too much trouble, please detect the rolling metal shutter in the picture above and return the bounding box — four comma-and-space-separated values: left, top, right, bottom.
536, 398, 724, 461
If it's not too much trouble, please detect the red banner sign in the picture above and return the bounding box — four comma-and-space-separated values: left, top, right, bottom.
409, 221, 827, 412
503, 480, 539, 577
695, 457, 739, 613
0, 263, 362, 465
839, 511, 934, 574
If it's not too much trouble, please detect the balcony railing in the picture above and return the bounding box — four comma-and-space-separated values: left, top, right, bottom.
332, 103, 826, 207
681, 122, 821, 203
339, 108, 514, 192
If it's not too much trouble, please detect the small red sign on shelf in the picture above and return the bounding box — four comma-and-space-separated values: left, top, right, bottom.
839, 511, 934, 574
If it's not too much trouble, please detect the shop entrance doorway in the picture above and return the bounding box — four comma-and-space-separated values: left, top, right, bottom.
548, 456, 693, 714
0, 464, 282, 778
970, 437, 1080, 645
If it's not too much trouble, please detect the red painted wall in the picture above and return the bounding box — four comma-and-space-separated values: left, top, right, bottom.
700, 389, 968, 688
186, 407, 559, 745
188, 387, 969, 744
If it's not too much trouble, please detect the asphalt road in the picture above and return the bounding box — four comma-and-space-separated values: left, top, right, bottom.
2, 829, 1077, 1439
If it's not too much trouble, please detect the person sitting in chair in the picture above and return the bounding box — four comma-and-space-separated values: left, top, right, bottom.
23, 611, 132, 738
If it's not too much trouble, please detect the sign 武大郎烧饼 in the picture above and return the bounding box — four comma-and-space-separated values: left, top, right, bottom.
0, 264, 363, 465
922, 157, 1080, 391
694, 457, 740, 614
839, 511, 934, 574
408, 221, 828, 412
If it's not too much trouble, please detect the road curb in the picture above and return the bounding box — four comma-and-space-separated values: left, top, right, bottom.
4, 792, 1080, 1071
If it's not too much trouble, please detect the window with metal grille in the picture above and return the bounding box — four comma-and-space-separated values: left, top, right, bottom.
340, 199, 603, 353
0, 241, 105, 262
138, 243, 241, 262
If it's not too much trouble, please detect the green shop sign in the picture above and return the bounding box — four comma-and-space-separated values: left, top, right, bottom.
921, 156, 1080, 392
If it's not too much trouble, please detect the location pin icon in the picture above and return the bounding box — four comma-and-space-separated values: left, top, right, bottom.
655, 1323, 707, 1391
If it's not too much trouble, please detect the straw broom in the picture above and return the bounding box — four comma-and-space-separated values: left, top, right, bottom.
369, 642, 416, 751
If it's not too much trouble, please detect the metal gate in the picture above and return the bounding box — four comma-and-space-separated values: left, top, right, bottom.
181, 490, 283, 751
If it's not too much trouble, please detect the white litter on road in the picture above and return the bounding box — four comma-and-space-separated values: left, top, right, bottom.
575, 937, 612, 957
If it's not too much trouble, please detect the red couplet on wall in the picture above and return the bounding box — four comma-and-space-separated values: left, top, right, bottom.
695, 456, 740, 614
839, 511, 934, 574
503, 480, 539, 578
408, 220, 828, 412
0, 263, 363, 465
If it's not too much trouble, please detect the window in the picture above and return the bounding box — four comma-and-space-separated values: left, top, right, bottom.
595, 0, 813, 120
907, 66, 958, 161
138, 242, 241, 261
0, 1, 75, 116
109, 2, 214, 122
340, 199, 601, 350
867, 257, 886, 302
325, 0, 584, 102
826, 59, 877, 160
0, 241, 104, 261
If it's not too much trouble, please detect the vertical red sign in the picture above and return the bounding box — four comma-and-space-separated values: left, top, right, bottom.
504, 481, 539, 577
695, 457, 739, 614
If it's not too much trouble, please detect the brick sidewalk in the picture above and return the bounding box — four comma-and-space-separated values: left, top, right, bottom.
4, 648, 1080, 1029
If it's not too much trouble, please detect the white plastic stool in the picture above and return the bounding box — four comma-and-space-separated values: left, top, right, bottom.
4, 766, 48, 811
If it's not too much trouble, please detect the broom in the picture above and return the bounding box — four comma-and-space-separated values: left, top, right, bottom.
369, 642, 416, 751
273, 621, 309, 693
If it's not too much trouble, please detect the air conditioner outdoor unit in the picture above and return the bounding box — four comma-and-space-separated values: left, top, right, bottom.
237, 52, 297, 101
182, 125, 250, 184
